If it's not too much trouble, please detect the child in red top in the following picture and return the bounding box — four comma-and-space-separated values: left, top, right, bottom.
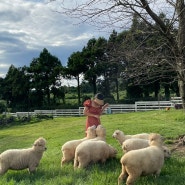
83, 93, 109, 133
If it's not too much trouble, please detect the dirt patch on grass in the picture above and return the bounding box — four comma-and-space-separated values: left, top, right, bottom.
167, 135, 185, 157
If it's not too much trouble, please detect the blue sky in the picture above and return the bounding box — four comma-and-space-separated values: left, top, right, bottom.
0, 0, 107, 82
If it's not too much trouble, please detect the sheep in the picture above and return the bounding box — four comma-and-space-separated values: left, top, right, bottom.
74, 140, 117, 169
118, 133, 164, 185
0, 137, 46, 175
163, 145, 171, 159
122, 138, 149, 153
122, 138, 171, 158
61, 125, 96, 166
112, 130, 149, 145
90, 125, 106, 141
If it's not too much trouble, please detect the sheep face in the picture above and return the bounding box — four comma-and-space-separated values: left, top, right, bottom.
86, 126, 96, 138
112, 130, 123, 138
33, 137, 47, 152
163, 146, 171, 158
108, 145, 117, 158
95, 125, 106, 137
149, 133, 163, 146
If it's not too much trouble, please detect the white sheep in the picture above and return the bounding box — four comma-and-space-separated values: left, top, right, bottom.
118, 133, 164, 185
122, 138, 149, 153
122, 138, 171, 158
74, 140, 117, 169
0, 137, 46, 175
61, 125, 96, 166
90, 125, 106, 141
162, 145, 171, 159
112, 130, 149, 145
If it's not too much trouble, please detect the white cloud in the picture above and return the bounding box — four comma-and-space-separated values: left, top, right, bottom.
0, 0, 104, 78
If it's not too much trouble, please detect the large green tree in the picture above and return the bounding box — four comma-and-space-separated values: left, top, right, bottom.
82, 37, 108, 95
28, 48, 63, 107
2, 65, 30, 111
65, 51, 87, 105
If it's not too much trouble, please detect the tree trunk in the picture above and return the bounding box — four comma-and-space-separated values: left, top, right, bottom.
115, 78, 119, 101
164, 84, 170, 101
92, 76, 97, 95
77, 75, 81, 105
176, 0, 185, 108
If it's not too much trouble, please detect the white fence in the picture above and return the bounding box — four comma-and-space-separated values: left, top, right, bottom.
135, 101, 173, 111
10, 97, 182, 117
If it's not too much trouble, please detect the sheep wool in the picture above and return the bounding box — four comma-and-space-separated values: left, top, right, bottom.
112, 130, 149, 145
122, 138, 149, 153
122, 138, 171, 159
74, 140, 117, 169
0, 137, 46, 175
61, 125, 96, 166
118, 133, 164, 185
90, 125, 106, 141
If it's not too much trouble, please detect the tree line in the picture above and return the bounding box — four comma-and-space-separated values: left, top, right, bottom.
0, 14, 180, 112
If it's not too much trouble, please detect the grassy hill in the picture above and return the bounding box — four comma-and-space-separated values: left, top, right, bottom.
0, 109, 185, 185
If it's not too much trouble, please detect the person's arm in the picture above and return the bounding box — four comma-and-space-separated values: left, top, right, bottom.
83, 107, 100, 119
101, 103, 109, 114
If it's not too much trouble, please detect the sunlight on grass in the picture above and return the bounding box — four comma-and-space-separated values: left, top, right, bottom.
0, 110, 185, 184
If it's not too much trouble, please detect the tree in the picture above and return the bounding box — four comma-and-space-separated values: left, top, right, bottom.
28, 48, 63, 107
65, 51, 87, 105
106, 30, 127, 101
2, 65, 30, 111
51, 0, 185, 108
82, 37, 108, 95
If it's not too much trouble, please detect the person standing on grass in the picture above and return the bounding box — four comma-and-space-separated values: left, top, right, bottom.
83, 93, 109, 133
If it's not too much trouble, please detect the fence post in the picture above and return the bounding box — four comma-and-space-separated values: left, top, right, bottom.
135, 102, 137, 112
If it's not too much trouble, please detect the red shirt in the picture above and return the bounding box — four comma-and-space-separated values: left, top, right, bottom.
83, 99, 103, 130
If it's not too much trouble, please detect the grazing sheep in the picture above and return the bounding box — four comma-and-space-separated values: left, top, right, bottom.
163, 145, 171, 159
61, 126, 96, 166
118, 133, 164, 185
0, 137, 46, 175
74, 140, 117, 169
122, 138, 171, 158
112, 130, 149, 145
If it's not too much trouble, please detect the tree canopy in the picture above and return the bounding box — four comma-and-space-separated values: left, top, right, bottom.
50, 0, 185, 107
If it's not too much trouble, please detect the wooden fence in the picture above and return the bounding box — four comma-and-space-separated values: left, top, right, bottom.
10, 97, 182, 117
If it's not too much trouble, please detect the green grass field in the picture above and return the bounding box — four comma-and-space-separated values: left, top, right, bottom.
0, 109, 185, 185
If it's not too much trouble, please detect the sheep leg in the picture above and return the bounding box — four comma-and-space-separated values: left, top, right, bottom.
61, 151, 74, 166
155, 169, 161, 175
74, 157, 79, 169
126, 173, 140, 185
77, 160, 88, 169
118, 165, 127, 185
61, 157, 71, 166
28, 165, 37, 173
0, 165, 8, 175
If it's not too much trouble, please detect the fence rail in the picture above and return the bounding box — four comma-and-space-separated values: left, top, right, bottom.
135, 101, 173, 111
7, 97, 182, 117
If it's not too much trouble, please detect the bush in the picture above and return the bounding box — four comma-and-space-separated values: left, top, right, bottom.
0, 102, 6, 113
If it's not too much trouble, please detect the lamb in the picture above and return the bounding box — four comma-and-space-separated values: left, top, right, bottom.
74, 140, 117, 169
90, 125, 106, 141
122, 138, 171, 158
122, 138, 149, 153
118, 133, 164, 185
112, 130, 149, 145
61, 125, 96, 166
0, 137, 46, 175
162, 145, 171, 159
